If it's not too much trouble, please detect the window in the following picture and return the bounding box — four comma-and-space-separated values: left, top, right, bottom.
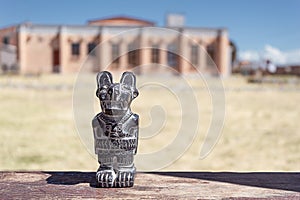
111, 44, 120, 64
71, 43, 80, 56
206, 45, 215, 67
167, 44, 178, 67
191, 45, 198, 66
87, 42, 97, 56
2, 36, 9, 45
128, 50, 139, 66
128, 43, 139, 67
151, 45, 160, 63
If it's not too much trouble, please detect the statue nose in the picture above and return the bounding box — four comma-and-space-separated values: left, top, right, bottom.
112, 89, 120, 100
108, 88, 120, 99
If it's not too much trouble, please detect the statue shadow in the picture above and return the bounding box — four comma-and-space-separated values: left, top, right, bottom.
45, 171, 98, 188
45, 171, 300, 192
148, 172, 300, 193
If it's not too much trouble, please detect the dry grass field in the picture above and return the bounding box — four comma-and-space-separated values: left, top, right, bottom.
0, 74, 299, 172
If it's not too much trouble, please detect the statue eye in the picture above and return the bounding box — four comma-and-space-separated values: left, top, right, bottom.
100, 94, 106, 100
107, 89, 112, 94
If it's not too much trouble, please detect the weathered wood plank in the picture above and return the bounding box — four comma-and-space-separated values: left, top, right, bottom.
0, 171, 299, 199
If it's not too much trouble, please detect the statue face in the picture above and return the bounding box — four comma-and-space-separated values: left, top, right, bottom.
96, 71, 138, 115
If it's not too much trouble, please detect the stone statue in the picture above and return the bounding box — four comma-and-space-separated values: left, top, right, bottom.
92, 71, 139, 187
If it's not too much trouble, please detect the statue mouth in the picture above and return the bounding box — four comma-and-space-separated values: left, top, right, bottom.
101, 100, 127, 108
101, 100, 129, 115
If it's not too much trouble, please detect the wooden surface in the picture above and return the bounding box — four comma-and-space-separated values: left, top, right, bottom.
0, 171, 299, 199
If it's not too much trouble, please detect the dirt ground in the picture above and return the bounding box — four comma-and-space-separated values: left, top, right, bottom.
0, 74, 299, 171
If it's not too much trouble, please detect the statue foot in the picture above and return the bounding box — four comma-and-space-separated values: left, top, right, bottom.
114, 170, 135, 187
96, 169, 116, 188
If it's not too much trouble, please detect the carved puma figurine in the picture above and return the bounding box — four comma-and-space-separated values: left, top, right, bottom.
92, 71, 139, 187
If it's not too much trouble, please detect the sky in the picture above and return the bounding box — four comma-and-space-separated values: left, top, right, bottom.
1, 0, 300, 65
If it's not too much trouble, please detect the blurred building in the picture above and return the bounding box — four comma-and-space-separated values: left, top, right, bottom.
0, 15, 232, 76
0, 26, 18, 72
275, 65, 300, 76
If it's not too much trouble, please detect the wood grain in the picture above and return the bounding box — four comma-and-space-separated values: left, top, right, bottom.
0, 171, 299, 199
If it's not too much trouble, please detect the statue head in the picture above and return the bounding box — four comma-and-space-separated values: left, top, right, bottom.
96, 71, 139, 115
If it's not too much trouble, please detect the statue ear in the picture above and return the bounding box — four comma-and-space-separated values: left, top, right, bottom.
120, 71, 139, 98
120, 72, 136, 88
96, 71, 113, 88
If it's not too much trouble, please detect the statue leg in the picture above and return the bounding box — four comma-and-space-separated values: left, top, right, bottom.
114, 152, 135, 187
96, 152, 116, 188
